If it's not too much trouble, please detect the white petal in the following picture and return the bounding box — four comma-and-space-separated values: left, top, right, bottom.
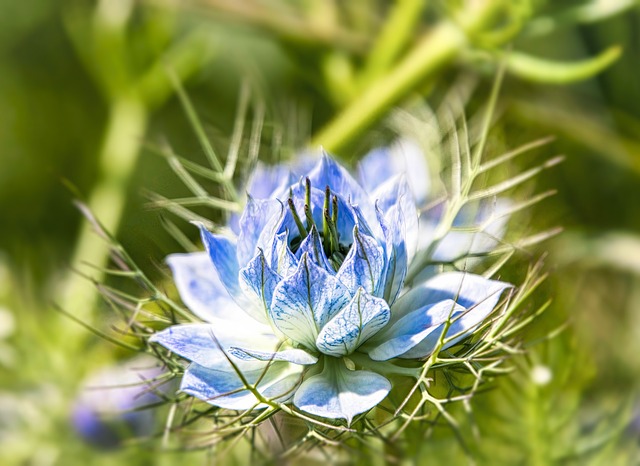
181, 362, 302, 410
293, 358, 390, 424
166, 252, 248, 324
366, 299, 465, 361
391, 272, 511, 324
227, 347, 318, 365
149, 323, 277, 371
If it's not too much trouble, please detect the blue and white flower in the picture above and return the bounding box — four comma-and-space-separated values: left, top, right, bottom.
151, 144, 512, 423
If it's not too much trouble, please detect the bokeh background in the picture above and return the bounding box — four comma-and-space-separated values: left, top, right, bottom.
1, 0, 640, 464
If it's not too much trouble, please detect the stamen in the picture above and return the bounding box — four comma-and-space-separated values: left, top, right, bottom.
304, 177, 311, 211
326, 207, 340, 254
287, 198, 307, 238
322, 186, 331, 253
303, 204, 315, 232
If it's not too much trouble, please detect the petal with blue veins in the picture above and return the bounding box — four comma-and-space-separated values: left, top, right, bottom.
365, 299, 465, 361
239, 249, 281, 319
265, 231, 298, 277
316, 288, 390, 357
269, 254, 350, 349
296, 227, 335, 273
293, 358, 390, 424
181, 362, 302, 410
336, 227, 385, 296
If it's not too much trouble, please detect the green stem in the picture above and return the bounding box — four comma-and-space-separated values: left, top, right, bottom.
311, 1, 502, 153
58, 96, 147, 325
312, 21, 465, 153
359, 0, 425, 85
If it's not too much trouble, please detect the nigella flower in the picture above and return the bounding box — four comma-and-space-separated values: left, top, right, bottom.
72, 357, 164, 449
151, 145, 511, 423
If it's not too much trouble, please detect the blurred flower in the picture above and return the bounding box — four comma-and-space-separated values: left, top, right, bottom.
72, 357, 163, 449
151, 147, 511, 423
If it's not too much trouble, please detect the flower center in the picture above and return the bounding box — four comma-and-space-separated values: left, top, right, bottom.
287, 178, 352, 271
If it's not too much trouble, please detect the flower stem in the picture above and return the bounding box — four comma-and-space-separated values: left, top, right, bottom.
58, 96, 147, 326
311, 1, 502, 153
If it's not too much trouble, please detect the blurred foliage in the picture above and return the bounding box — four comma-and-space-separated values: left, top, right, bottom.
1, 0, 640, 464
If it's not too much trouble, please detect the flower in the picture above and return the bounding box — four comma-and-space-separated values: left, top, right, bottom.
151, 144, 511, 423
72, 357, 164, 449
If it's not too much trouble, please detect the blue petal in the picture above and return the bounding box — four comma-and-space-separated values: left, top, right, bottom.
237, 197, 284, 265
265, 231, 298, 277
372, 175, 418, 263
293, 358, 390, 424
365, 299, 465, 361
198, 226, 242, 300
269, 254, 350, 349
377, 205, 408, 305
296, 226, 334, 273
389, 272, 512, 358
166, 252, 247, 324
246, 162, 296, 199
307, 152, 369, 208
359, 140, 430, 204
336, 227, 385, 296
227, 347, 318, 365
181, 362, 302, 410
316, 288, 390, 357
149, 323, 276, 371
239, 249, 281, 319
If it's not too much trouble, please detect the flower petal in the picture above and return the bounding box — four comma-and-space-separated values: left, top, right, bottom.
336, 227, 385, 296
293, 358, 390, 424
307, 152, 369, 208
358, 139, 430, 204
269, 254, 350, 349
316, 288, 390, 357
198, 226, 242, 299
377, 205, 408, 305
265, 231, 298, 277
166, 252, 247, 324
388, 272, 512, 358
365, 299, 465, 361
181, 362, 302, 410
296, 226, 334, 273
239, 249, 281, 320
246, 161, 296, 200
372, 175, 418, 263
227, 347, 318, 365
237, 197, 284, 265
434, 199, 512, 262
149, 323, 276, 371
